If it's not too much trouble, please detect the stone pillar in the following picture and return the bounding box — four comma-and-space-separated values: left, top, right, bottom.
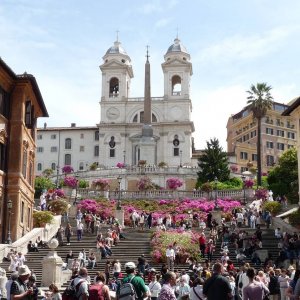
42, 238, 64, 288
115, 209, 124, 227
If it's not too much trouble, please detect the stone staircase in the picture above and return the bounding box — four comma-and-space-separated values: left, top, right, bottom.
0, 222, 280, 288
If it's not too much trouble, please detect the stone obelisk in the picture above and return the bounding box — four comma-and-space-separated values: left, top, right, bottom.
139, 46, 156, 165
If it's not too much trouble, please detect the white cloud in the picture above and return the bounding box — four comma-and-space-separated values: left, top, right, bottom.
194, 26, 298, 64
155, 18, 172, 28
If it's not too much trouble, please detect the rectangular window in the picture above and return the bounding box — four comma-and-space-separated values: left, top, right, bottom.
252, 154, 257, 161
276, 130, 284, 137
242, 134, 249, 142
51, 134, 56, 139
277, 143, 285, 151
22, 150, 27, 179
173, 148, 179, 156
80, 133, 84, 139
29, 162, 33, 185
94, 131, 99, 141
94, 146, 99, 157
80, 146, 84, 152
37, 147, 44, 153
37, 163, 42, 171
266, 128, 274, 135
250, 130, 256, 138
21, 201, 24, 223
266, 141, 274, 149
110, 149, 115, 158
241, 167, 248, 173
50, 146, 57, 152
25, 101, 33, 128
65, 154, 71, 165
37, 134, 42, 140
287, 132, 295, 139
27, 207, 31, 228
0, 88, 9, 118
240, 152, 248, 160
0, 143, 6, 171
266, 155, 275, 166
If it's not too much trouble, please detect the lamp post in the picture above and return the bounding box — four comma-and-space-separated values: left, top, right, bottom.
179, 150, 182, 167
117, 176, 122, 210
214, 176, 218, 210
123, 150, 126, 165
7, 199, 12, 244
73, 174, 80, 206
241, 175, 246, 204
56, 165, 60, 188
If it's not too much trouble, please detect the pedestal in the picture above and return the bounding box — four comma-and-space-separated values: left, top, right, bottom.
115, 209, 124, 227
42, 250, 64, 288
211, 209, 222, 225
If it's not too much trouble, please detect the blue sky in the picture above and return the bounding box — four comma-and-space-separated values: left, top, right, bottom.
1, 0, 300, 149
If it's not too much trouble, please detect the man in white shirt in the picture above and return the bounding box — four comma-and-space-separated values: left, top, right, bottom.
166, 245, 175, 271
16, 252, 25, 267
77, 221, 84, 241
78, 249, 86, 267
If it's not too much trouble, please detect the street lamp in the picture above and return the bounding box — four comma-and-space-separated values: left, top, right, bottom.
7, 199, 12, 244
214, 176, 218, 210
116, 176, 122, 210
241, 175, 246, 204
123, 150, 126, 165
56, 165, 60, 188
179, 150, 183, 167
73, 174, 80, 205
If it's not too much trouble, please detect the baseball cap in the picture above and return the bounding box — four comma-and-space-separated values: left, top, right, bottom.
125, 262, 136, 269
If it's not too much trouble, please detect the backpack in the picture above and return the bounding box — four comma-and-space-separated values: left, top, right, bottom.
118, 276, 137, 300
89, 284, 104, 300
62, 279, 84, 300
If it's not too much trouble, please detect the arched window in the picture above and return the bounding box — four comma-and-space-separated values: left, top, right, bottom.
65, 154, 71, 165
173, 134, 180, 156
172, 75, 181, 96
109, 77, 119, 97
132, 112, 157, 123
65, 138, 72, 149
51, 163, 56, 170
37, 163, 42, 171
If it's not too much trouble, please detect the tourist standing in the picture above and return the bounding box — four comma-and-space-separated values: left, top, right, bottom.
203, 262, 232, 300
242, 267, 269, 300
89, 272, 111, 300
148, 274, 162, 300
166, 245, 175, 271
65, 223, 72, 245
72, 268, 89, 300
77, 220, 84, 241
189, 278, 205, 300
158, 271, 177, 300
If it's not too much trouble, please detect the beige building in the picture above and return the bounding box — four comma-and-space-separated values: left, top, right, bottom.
227, 102, 297, 174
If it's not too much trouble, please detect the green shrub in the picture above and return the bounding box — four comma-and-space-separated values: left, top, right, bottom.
78, 180, 89, 188
48, 199, 69, 215
288, 208, 300, 226
263, 201, 282, 215
34, 176, 55, 198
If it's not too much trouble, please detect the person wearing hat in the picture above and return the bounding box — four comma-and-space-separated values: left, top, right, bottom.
117, 262, 148, 300
10, 265, 34, 300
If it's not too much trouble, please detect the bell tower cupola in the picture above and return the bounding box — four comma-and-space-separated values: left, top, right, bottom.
161, 37, 192, 100
100, 38, 134, 101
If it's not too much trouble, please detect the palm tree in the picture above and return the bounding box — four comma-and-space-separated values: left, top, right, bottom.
247, 83, 273, 186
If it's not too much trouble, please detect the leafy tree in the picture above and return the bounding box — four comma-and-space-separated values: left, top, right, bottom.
268, 147, 298, 204
197, 138, 230, 184
247, 83, 273, 186
34, 176, 55, 198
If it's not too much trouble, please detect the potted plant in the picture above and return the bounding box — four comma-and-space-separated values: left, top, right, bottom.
62, 165, 74, 175
166, 177, 183, 190
92, 179, 110, 191
48, 199, 69, 215
263, 201, 282, 216
158, 161, 168, 168
63, 176, 78, 188
138, 160, 147, 166
33, 211, 54, 227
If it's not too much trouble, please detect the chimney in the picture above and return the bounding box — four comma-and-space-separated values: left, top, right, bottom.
71, 123, 76, 128
43, 122, 47, 129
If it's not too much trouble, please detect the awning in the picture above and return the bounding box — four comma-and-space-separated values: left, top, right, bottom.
276, 207, 298, 218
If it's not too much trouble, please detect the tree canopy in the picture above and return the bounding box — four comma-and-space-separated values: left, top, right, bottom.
197, 138, 230, 184
267, 147, 298, 204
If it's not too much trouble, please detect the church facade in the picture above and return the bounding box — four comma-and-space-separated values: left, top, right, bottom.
36, 37, 196, 174
98, 37, 194, 168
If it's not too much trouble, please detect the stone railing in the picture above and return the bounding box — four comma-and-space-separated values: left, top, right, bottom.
272, 217, 297, 235
0, 215, 61, 261
76, 188, 245, 200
